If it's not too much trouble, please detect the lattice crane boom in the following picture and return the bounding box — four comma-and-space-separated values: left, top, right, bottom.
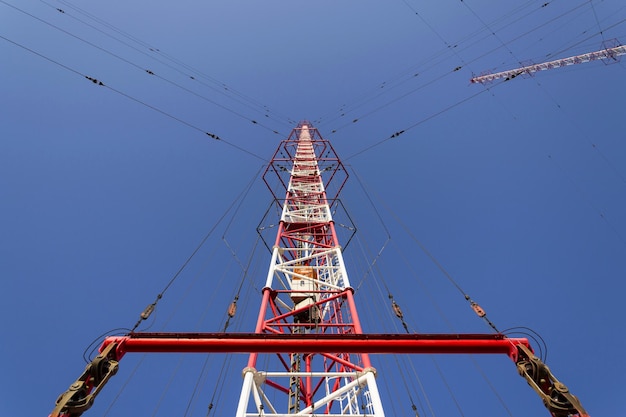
471, 43, 626, 84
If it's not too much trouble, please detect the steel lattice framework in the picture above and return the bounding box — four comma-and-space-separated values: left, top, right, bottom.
470, 42, 626, 84
51, 121, 590, 417
236, 122, 383, 416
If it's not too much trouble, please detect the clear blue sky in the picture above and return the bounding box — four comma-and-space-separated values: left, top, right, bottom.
1, 1, 625, 416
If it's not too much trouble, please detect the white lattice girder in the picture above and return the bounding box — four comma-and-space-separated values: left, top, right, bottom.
281, 203, 331, 224
238, 367, 381, 417
264, 247, 350, 291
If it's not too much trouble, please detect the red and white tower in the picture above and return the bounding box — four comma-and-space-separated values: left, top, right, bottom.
236, 121, 384, 416
51, 121, 590, 417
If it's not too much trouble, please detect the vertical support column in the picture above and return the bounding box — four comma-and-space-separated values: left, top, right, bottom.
365, 370, 385, 416
236, 369, 255, 417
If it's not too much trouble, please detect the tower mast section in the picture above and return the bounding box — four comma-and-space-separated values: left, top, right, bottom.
236, 121, 384, 416
471, 43, 626, 84
50, 122, 591, 417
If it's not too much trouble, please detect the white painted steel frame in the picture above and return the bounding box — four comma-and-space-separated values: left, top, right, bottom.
471, 44, 626, 84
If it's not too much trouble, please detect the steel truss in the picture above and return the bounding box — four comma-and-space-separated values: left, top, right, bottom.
51, 122, 590, 417
470, 41, 626, 84
236, 122, 382, 416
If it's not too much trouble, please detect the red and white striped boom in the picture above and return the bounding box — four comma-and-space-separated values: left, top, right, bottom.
471, 43, 626, 84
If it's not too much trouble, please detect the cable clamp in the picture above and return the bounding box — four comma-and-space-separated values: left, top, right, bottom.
85, 76, 104, 86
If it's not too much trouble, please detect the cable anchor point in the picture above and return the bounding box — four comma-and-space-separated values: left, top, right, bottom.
50, 342, 119, 417
514, 344, 589, 417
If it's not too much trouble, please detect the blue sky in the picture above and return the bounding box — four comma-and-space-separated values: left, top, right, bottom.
1, 1, 625, 416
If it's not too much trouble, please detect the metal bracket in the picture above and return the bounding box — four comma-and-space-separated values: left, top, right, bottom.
514, 344, 589, 417
50, 342, 119, 417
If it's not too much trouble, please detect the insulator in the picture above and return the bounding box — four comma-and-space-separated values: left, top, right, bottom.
227, 302, 237, 318
140, 304, 155, 320
470, 302, 486, 318
392, 301, 403, 319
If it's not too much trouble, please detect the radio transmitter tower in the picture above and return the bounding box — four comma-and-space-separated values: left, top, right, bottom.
52, 121, 590, 417
235, 122, 383, 416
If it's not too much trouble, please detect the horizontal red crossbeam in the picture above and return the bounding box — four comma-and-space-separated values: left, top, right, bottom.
101, 333, 530, 362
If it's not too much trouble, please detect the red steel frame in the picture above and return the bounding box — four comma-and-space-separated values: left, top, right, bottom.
101, 333, 530, 358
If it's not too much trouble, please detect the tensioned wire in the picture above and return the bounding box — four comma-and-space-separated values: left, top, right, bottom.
19, 0, 295, 131
348, 164, 523, 416
317, 0, 549, 128
91, 165, 264, 415
321, 1, 594, 137
0, 29, 267, 162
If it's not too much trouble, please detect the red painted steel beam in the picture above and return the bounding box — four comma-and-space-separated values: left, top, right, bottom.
101, 333, 530, 361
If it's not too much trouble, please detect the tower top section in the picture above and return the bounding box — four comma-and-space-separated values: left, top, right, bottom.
263, 121, 348, 205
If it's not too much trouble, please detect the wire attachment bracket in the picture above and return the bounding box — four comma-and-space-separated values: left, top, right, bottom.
50, 342, 119, 417
514, 344, 589, 417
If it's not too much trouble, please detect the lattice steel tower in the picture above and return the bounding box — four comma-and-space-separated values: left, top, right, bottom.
236, 121, 383, 416
51, 121, 590, 417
